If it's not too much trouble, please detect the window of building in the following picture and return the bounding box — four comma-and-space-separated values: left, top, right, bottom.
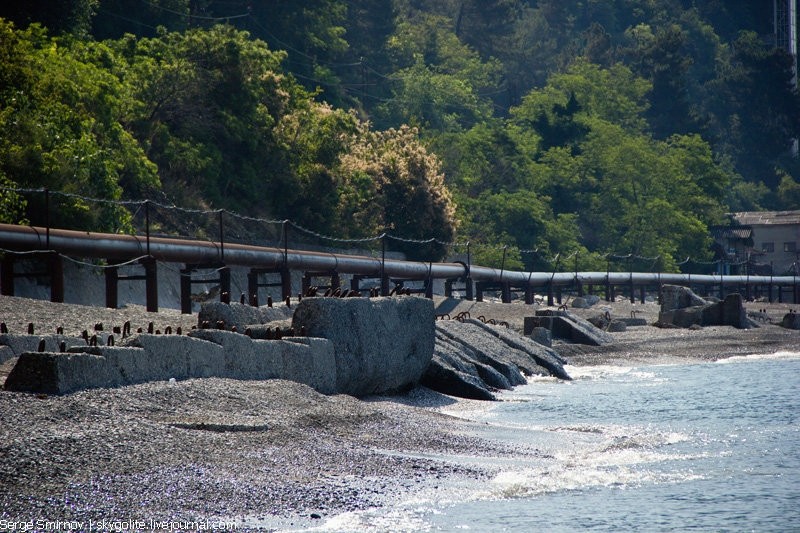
784, 242, 797, 253
762, 242, 775, 253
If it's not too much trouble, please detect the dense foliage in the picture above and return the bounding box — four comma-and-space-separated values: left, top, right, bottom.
2, 1, 799, 269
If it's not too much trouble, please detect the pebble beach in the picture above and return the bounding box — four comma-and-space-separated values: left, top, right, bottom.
1, 293, 798, 530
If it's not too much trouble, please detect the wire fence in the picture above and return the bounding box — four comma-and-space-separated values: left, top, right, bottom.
1, 186, 786, 276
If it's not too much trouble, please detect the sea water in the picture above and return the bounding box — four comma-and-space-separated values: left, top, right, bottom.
308, 351, 800, 532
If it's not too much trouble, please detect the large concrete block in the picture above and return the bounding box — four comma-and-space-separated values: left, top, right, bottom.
189, 329, 336, 394
436, 321, 528, 384
291, 297, 435, 396
198, 301, 292, 331
5, 350, 110, 394
659, 292, 752, 329
123, 333, 226, 380
278, 337, 337, 395
0, 334, 85, 358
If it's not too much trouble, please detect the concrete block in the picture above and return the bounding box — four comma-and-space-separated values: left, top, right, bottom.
292, 297, 435, 396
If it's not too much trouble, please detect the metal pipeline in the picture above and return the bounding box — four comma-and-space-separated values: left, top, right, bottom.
0, 223, 797, 288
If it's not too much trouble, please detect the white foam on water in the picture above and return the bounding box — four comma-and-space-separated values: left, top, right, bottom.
299, 508, 432, 533
562, 364, 659, 382
715, 351, 800, 364
478, 461, 704, 501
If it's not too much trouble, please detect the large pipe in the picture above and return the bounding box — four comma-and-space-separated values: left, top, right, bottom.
0, 223, 797, 288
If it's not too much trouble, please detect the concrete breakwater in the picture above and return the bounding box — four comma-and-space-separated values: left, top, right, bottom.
2, 296, 573, 398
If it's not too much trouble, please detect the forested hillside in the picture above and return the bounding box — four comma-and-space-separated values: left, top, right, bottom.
2, 1, 799, 271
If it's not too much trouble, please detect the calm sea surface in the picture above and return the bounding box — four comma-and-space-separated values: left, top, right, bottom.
304, 351, 800, 532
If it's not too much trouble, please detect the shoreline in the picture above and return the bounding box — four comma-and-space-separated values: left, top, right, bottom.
1, 294, 798, 528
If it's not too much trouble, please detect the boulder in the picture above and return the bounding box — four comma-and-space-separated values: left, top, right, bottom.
291, 296, 435, 396
469, 319, 571, 380
659, 285, 707, 312
530, 327, 552, 347
524, 310, 614, 346
4, 328, 339, 395
586, 312, 611, 330
584, 294, 601, 306
5, 351, 109, 394
436, 321, 530, 383
781, 312, 800, 330
658, 290, 752, 329
571, 297, 590, 309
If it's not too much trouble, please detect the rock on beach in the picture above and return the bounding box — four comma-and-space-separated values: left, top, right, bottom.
1, 293, 799, 525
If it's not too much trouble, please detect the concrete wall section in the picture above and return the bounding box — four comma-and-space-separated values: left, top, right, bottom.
4, 331, 336, 395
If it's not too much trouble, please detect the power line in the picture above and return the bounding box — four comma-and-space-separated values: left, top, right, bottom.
139, 0, 250, 22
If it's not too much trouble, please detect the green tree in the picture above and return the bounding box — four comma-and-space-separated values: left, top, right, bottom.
702, 31, 800, 186
377, 12, 500, 131
336, 125, 457, 260
776, 171, 800, 210
621, 23, 696, 138
509, 61, 731, 269
109, 25, 306, 217
0, 21, 158, 231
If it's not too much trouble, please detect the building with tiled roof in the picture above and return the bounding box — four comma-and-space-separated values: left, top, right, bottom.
711, 211, 800, 275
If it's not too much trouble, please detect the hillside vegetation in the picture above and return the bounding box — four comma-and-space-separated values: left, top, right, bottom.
2, 1, 799, 270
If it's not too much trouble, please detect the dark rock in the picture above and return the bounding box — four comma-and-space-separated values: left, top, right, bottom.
436, 323, 527, 385
530, 327, 552, 347
781, 312, 800, 330
525, 310, 614, 346
586, 312, 611, 330
607, 320, 627, 332
475, 320, 571, 380
474, 362, 513, 390
571, 297, 590, 309
658, 291, 753, 329
660, 284, 707, 312
420, 355, 496, 401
